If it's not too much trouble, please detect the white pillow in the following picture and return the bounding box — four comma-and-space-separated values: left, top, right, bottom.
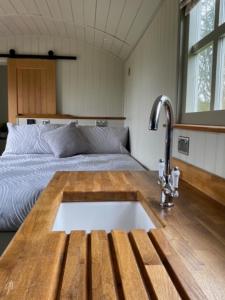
3, 123, 61, 155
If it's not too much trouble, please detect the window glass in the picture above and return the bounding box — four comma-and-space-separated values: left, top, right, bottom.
182, 0, 225, 125
186, 44, 213, 112
215, 38, 225, 110
189, 0, 216, 46
219, 0, 225, 25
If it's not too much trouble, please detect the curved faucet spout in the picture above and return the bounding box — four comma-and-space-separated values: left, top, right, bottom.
149, 95, 179, 208
149, 95, 174, 131
149, 95, 174, 176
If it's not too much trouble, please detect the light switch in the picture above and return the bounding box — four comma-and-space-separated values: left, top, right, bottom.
178, 136, 189, 155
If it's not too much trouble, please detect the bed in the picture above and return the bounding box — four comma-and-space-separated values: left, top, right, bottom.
0, 153, 144, 231
0, 122, 146, 233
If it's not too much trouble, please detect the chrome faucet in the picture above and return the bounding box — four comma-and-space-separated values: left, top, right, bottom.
149, 95, 180, 208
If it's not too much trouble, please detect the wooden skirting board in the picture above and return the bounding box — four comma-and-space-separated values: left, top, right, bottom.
172, 158, 225, 206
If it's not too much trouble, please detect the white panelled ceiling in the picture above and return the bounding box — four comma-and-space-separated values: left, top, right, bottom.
0, 0, 161, 60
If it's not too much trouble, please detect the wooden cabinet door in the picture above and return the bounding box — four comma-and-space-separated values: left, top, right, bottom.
8, 59, 56, 123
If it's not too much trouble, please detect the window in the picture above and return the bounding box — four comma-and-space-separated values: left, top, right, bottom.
181, 0, 225, 125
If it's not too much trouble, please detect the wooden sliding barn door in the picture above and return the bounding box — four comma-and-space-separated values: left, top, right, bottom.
8, 59, 56, 123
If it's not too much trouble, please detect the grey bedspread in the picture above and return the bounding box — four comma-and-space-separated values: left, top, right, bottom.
0, 154, 143, 231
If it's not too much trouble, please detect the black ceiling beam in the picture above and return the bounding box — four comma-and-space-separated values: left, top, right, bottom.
0, 49, 77, 60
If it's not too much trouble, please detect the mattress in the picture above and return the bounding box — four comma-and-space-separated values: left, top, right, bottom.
0, 154, 144, 231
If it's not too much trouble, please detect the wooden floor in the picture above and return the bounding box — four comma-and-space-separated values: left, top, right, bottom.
0, 171, 225, 299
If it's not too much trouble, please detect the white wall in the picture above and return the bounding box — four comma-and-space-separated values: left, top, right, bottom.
0, 35, 124, 117
124, 0, 178, 170
173, 129, 225, 178
123, 0, 225, 179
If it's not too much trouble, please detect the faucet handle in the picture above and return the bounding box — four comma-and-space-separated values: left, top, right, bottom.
172, 167, 180, 189
158, 159, 165, 178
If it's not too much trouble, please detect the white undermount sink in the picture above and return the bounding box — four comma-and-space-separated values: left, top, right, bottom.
52, 201, 155, 234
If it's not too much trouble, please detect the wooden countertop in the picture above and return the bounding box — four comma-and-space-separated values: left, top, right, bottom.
0, 171, 225, 299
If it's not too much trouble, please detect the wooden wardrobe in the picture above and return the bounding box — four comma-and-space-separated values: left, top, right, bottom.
8, 59, 56, 123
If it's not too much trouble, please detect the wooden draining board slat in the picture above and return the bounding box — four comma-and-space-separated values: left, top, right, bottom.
60, 231, 87, 299
150, 229, 207, 300
55, 230, 183, 300
130, 230, 181, 300
111, 230, 149, 300
91, 231, 118, 300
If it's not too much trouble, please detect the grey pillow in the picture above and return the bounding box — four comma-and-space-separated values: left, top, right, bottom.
42, 124, 88, 158
77, 126, 129, 154
3, 123, 61, 155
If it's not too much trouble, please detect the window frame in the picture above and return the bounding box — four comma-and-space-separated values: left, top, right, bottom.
180, 0, 225, 125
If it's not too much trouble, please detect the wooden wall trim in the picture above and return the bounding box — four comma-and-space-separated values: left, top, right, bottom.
17, 114, 126, 120
174, 124, 225, 133
172, 158, 225, 206
8, 59, 18, 123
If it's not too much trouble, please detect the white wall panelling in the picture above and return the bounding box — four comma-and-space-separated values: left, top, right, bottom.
123, 0, 225, 179
0, 0, 160, 60
124, 0, 178, 171
0, 35, 124, 117
18, 117, 124, 127
173, 129, 225, 179
1, 0, 224, 179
